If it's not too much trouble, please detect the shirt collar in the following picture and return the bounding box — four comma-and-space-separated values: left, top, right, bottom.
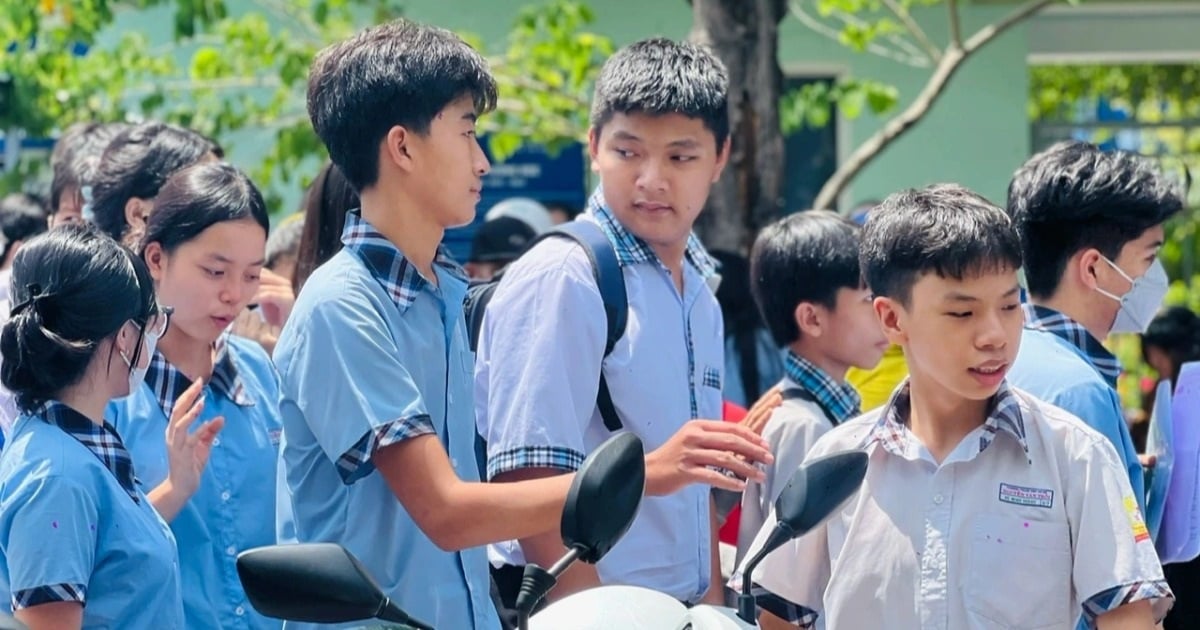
40, 401, 140, 503
1023, 304, 1121, 387
144, 335, 254, 421
340, 210, 466, 313
783, 350, 861, 424
585, 187, 718, 279
870, 380, 1031, 463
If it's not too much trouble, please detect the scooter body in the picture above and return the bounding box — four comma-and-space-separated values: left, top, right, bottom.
528, 585, 757, 630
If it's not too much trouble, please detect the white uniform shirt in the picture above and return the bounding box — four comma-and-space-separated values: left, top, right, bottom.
734, 381, 1172, 630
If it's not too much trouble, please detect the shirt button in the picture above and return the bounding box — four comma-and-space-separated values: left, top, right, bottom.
235, 606, 245, 616
933, 494, 945, 505
212, 437, 221, 447
226, 545, 237, 556
221, 491, 232, 502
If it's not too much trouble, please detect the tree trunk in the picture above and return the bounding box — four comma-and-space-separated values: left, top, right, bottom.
690, 0, 787, 254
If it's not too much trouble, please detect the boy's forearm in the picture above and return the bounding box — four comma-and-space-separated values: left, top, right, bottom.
703, 498, 725, 605
376, 436, 574, 551
1095, 600, 1155, 630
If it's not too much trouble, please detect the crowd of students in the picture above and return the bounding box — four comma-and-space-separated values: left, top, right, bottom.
0, 15, 1191, 630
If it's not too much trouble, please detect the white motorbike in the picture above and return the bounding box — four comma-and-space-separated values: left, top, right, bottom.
236, 434, 867, 630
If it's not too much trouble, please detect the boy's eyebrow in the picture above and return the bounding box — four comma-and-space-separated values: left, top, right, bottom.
611, 130, 643, 142
668, 138, 701, 149
943, 286, 1021, 302
461, 112, 478, 122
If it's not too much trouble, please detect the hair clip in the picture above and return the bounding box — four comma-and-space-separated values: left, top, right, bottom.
9, 283, 46, 317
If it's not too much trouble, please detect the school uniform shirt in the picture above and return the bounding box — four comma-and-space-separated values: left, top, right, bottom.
274, 211, 499, 630
108, 334, 282, 630
0, 402, 184, 628
476, 186, 724, 603
734, 352, 860, 569
734, 381, 1172, 630
1008, 304, 1145, 513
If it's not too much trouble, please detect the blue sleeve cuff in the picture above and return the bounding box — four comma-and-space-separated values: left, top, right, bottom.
487, 445, 585, 481
336, 415, 437, 484
13, 583, 86, 609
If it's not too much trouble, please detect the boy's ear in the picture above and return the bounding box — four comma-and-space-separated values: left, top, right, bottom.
587, 127, 601, 174
793, 302, 823, 339
382, 125, 415, 173
874, 296, 907, 346
711, 136, 732, 183
124, 198, 151, 232
1074, 247, 1105, 291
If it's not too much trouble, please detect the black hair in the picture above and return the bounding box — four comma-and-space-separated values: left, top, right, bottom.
751, 211, 862, 347
49, 122, 130, 215
590, 37, 730, 147
1007, 141, 1182, 299
266, 215, 304, 270
1, 224, 157, 414
295, 162, 359, 293
544, 200, 581, 222
89, 121, 221, 242
712, 250, 768, 404
861, 184, 1023, 306
1142, 306, 1200, 386
139, 162, 270, 256
0, 194, 48, 263
306, 19, 498, 192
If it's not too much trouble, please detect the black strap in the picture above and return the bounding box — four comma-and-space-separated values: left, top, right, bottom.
782, 387, 840, 427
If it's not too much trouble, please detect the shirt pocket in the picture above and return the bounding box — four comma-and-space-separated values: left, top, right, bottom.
702, 365, 722, 390
965, 514, 1073, 629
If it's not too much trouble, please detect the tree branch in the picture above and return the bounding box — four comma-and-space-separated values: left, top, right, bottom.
881, 0, 941, 62
947, 0, 963, 49
963, 0, 1056, 53
788, 0, 929, 68
811, 0, 1058, 211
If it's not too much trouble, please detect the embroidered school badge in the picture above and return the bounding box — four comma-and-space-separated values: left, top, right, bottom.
1124, 496, 1151, 543
998, 483, 1054, 509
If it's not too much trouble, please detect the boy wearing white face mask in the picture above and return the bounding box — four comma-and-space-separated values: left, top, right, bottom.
1006, 140, 1181, 517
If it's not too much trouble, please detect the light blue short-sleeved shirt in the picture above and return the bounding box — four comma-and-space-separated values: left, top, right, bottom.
274, 211, 499, 630
1008, 305, 1145, 514
476, 188, 724, 602
108, 335, 282, 630
0, 402, 184, 628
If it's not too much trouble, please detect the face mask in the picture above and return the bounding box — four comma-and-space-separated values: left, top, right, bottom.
1096, 258, 1169, 334
120, 322, 161, 393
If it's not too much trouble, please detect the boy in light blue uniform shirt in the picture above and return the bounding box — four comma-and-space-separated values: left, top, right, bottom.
274, 20, 627, 629
1006, 141, 1181, 514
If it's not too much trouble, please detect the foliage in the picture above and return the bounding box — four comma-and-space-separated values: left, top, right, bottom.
0, 0, 611, 212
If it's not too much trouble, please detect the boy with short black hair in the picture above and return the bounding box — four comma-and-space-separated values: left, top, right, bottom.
734, 211, 887, 566
737, 184, 1171, 630
274, 20, 616, 630
476, 37, 773, 605
1006, 140, 1182, 513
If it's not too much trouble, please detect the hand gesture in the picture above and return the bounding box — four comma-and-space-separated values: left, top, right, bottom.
165, 378, 225, 499
253, 268, 296, 328
740, 386, 783, 436
645, 421, 774, 496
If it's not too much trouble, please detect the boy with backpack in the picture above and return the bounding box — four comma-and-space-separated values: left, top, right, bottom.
474, 37, 774, 605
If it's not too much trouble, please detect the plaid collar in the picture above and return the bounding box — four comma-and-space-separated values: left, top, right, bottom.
144, 336, 254, 421
40, 401, 140, 503
783, 351, 861, 424
870, 380, 1030, 463
340, 210, 466, 313
585, 187, 718, 279
1023, 304, 1121, 387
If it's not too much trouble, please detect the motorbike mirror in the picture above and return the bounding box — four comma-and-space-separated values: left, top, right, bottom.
236, 543, 432, 630
736, 449, 869, 624
560, 432, 646, 563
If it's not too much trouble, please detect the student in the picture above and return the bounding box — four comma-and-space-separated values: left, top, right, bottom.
0, 194, 48, 306
733, 211, 887, 568
1006, 140, 1181, 513
233, 213, 304, 354
89, 121, 221, 246
476, 37, 773, 606
0, 225, 218, 629
108, 162, 283, 630
47, 122, 129, 229
737, 184, 1172, 630
274, 21, 771, 630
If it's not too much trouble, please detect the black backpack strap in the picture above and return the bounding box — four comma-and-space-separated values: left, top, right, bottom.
544, 221, 628, 431
781, 387, 839, 427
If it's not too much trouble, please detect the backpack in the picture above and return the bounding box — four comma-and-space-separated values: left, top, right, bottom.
464, 220, 629, 434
